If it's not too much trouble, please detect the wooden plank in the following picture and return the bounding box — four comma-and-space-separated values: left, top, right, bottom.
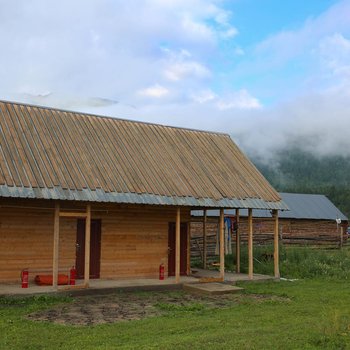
235, 208, 240, 273
29, 106, 71, 189
248, 208, 253, 280
52, 202, 60, 290
219, 208, 225, 281
273, 210, 280, 278
149, 124, 194, 196
175, 207, 180, 283
0, 201, 192, 282
187, 222, 191, 275
48, 110, 88, 190
59, 212, 88, 218
340, 226, 344, 249
20, 105, 60, 187
84, 204, 91, 287
14, 104, 52, 188
79, 115, 120, 192
203, 209, 207, 269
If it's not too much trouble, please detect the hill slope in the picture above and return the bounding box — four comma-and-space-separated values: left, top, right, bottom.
251, 148, 350, 218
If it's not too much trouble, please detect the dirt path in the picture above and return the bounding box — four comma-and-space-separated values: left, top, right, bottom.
27, 291, 285, 326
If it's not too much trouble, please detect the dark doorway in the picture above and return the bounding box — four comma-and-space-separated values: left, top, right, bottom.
168, 222, 188, 276
76, 219, 102, 279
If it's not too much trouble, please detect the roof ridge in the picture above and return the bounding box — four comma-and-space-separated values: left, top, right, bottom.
0, 99, 229, 137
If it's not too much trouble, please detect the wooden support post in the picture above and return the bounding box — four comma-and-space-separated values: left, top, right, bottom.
235, 208, 240, 274
248, 208, 253, 280
340, 226, 344, 249
52, 202, 60, 290
203, 209, 207, 269
273, 209, 280, 279
84, 204, 91, 287
175, 208, 181, 283
219, 208, 225, 281
187, 223, 191, 275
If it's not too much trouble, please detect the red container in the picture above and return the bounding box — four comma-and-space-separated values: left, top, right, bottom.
34, 274, 69, 286
21, 269, 29, 288
159, 263, 165, 280
69, 266, 76, 285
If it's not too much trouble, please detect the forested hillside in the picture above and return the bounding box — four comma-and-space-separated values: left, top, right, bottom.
251, 148, 350, 217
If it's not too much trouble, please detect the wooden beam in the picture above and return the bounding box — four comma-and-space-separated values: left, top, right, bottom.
273, 210, 280, 279
175, 208, 181, 283
187, 223, 191, 275
84, 204, 91, 287
340, 226, 344, 249
203, 209, 207, 269
235, 208, 240, 273
59, 212, 87, 218
219, 208, 225, 281
248, 208, 253, 280
52, 202, 60, 290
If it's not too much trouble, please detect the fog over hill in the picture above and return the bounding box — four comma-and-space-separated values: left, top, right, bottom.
250, 147, 350, 218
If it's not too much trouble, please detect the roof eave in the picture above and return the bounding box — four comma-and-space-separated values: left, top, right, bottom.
0, 185, 289, 210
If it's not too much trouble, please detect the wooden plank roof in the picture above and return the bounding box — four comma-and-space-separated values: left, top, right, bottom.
0, 100, 287, 209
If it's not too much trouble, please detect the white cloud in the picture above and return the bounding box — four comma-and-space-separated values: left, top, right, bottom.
217, 90, 262, 110
164, 61, 211, 81
318, 33, 350, 80
1, 0, 350, 161
191, 89, 216, 103
138, 84, 169, 98
220, 27, 238, 39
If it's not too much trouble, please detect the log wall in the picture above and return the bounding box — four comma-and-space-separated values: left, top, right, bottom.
0, 198, 190, 282
191, 217, 348, 258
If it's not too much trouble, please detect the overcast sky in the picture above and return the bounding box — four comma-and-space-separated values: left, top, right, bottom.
1, 0, 350, 158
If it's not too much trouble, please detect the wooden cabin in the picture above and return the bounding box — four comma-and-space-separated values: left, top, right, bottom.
0, 100, 287, 289
191, 193, 348, 259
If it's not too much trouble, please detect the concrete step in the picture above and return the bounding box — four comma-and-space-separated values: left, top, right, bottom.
183, 282, 244, 295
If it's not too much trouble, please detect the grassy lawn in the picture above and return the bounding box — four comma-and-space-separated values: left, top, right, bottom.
1, 247, 350, 349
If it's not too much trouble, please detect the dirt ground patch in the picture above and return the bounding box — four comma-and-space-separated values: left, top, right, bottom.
27, 290, 287, 326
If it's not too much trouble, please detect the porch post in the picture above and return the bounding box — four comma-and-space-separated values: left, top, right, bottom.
175, 207, 181, 283
187, 223, 191, 275
219, 208, 225, 281
203, 209, 207, 269
235, 208, 240, 273
53, 202, 60, 290
84, 204, 91, 287
273, 210, 280, 278
248, 208, 253, 280
340, 226, 344, 249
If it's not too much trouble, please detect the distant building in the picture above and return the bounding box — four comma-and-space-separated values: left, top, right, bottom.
191, 193, 348, 257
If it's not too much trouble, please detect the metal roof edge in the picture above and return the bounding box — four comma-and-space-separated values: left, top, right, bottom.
0, 185, 288, 210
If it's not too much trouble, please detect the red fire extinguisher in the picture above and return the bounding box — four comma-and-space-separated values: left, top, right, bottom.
69, 266, 76, 285
159, 263, 165, 280
21, 269, 29, 288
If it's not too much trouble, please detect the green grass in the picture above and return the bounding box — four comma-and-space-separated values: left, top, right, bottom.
193, 245, 350, 280
1, 247, 350, 349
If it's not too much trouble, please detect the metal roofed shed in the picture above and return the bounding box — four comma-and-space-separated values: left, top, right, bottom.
191, 193, 348, 254
192, 193, 348, 221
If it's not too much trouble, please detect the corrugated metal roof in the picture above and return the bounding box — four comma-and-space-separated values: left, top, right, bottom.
0, 100, 287, 209
192, 192, 348, 220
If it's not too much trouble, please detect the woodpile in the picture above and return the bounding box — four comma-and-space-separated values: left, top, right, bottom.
190, 217, 348, 257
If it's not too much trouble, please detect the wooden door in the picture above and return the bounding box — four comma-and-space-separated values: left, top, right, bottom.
168, 222, 188, 276
76, 219, 102, 279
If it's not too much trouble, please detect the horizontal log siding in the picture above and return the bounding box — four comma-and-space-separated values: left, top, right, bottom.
100, 206, 190, 279
0, 207, 75, 282
190, 217, 347, 257
0, 199, 190, 282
